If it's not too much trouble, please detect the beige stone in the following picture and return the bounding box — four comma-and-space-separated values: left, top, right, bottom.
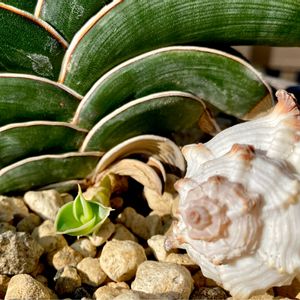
147, 235, 169, 261
54, 265, 81, 296
0, 231, 43, 275
77, 257, 107, 287
88, 221, 115, 247
32, 220, 67, 253
112, 223, 138, 242
145, 213, 163, 238
0, 196, 28, 222
70, 238, 96, 257
50, 246, 83, 270
107, 281, 130, 289
4, 274, 56, 300
165, 252, 198, 271
93, 286, 125, 300
16, 213, 41, 233
100, 240, 147, 282
24, 189, 65, 221
114, 290, 140, 300
131, 261, 193, 300
117, 207, 149, 239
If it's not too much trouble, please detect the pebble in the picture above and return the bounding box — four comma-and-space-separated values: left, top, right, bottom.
50, 245, 83, 270
165, 253, 198, 271
77, 257, 107, 287
131, 261, 193, 300
117, 207, 162, 240
107, 281, 130, 289
93, 286, 126, 300
147, 235, 169, 261
0, 196, 28, 222
32, 220, 67, 253
88, 220, 115, 247
70, 238, 97, 257
114, 290, 140, 300
0, 275, 10, 299
54, 265, 81, 296
24, 190, 65, 221
190, 287, 228, 299
100, 240, 147, 282
0, 231, 43, 275
112, 223, 138, 242
117, 207, 150, 239
0, 222, 15, 234
16, 213, 41, 233
4, 274, 57, 300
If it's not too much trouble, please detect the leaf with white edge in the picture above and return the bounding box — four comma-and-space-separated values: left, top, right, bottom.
55, 185, 112, 236
99, 158, 163, 195
39, 180, 87, 193
94, 135, 185, 177
35, 0, 110, 42
80, 91, 206, 152
0, 3, 68, 79
0, 152, 101, 194
59, 0, 300, 94
0, 121, 87, 168
0, 74, 82, 126
1, 0, 37, 13
72, 46, 272, 129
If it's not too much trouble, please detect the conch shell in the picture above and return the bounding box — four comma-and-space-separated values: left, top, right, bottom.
166, 90, 300, 298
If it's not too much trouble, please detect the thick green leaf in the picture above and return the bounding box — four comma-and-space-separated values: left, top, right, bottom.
0, 3, 67, 79
36, 0, 110, 42
73, 46, 272, 129
1, 0, 37, 13
80, 91, 205, 152
0, 152, 101, 194
59, 0, 300, 94
0, 74, 81, 126
0, 121, 87, 168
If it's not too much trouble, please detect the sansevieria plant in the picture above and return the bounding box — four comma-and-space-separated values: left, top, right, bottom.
0, 1, 299, 232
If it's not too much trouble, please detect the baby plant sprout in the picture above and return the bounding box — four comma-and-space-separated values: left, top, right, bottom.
55, 176, 112, 236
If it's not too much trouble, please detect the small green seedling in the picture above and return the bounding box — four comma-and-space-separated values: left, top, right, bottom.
55, 176, 112, 236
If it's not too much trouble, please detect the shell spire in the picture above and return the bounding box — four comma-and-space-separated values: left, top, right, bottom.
183, 90, 300, 177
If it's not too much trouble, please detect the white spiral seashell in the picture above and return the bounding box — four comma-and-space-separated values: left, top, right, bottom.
166, 90, 300, 298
